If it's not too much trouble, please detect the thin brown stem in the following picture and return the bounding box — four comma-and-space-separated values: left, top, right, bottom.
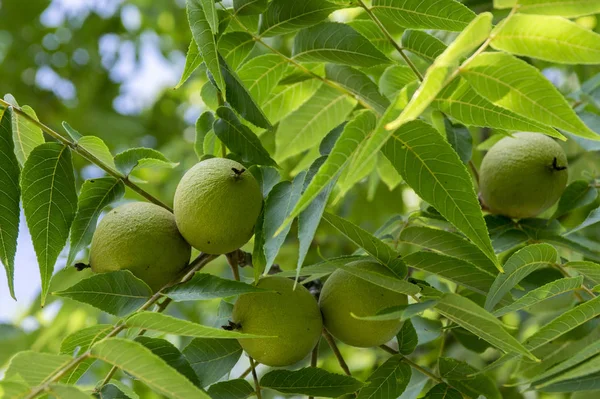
226, 251, 241, 281
308, 339, 320, 399
379, 345, 443, 383
356, 0, 423, 81
554, 263, 596, 300
322, 329, 351, 376
0, 99, 172, 211
238, 365, 253, 379
249, 357, 262, 399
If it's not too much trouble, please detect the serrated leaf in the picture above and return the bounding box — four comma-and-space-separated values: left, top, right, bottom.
10, 105, 44, 166
379, 66, 418, 101
21, 142, 77, 305
233, 0, 267, 15
187, 0, 224, 91
381, 120, 498, 268
253, 172, 305, 277
199, 0, 218, 33
325, 64, 390, 115
494, 0, 600, 18
485, 244, 558, 311
77, 135, 118, 171
491, 14, 600, 64
397, 320, 418, 355
423, 383, 462, 399
238, 54, 287, 104
53, 270, 152, 316
283, 110, 376, 228
551, 180, 598, 220
48, 384, 93, 399
434, 293, 537, 360
135, 336, 200, 387
438, 358, 501, 399
258, 0, 339, 37
176, 39, 203, 89
461, 52, 599, 140
401, 30, 446, 62
60, 324, 113, 383
347, 20, 394, 54
355, 301, 436, 322
163, 272, 268, 301
91, 338, 211, 399
386, 12, 493, 131
293, 22, 390, 67
565, 261, 600, 284
342, 265, 419, 296
0, 381, 29, 399
195, 111, 214, 158
433, 79, 563, 137
207, 379, 254, 399
249, 165, 281, 197
322, 212, 407, 278
275, 84, 356, 161
218, 56, 272, 129
493, 276, 583, 317
0, 107, 20, 299
400, 225, 497, 277
404, 251, 495, 295
532, 340, 600, 386
540, 371, 600, 393
125, 311, 271, 338
357, 355, 411, 399
262, 78, 322, 124
183, 339, 243, 387
67, 177, 124, 266
114, 147, 177, 176
218, 32, 255, 71
5, 351, 72, 386
213, 107, 275, 166
260, 367, 364, 397
371, 0, 476, 31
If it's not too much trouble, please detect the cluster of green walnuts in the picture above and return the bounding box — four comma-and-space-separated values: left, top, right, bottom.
89, 132, 569, 367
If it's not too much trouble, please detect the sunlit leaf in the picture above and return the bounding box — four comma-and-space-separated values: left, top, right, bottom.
494, 0, 600, 18
114, 147, 177, 176
48, 384, 93, 399
258, 0, 339, 37
10, 105, 44, 166
347, 20, 395, 54
176, 39, 203, 89
4, 351, 72, 386
218, 32, 255, 70
379, 66, 418, 101
135, 336, 200, 387
76, 135, 118, 171
325, 64, 389, 115
401, 30, 446, 62
233, 0, 267, 15
371, 0, 475, 31
238, 54, 288, 104
262, 79, 321, 124
164, 272, 268, 301
260, 367, 364, 397
60, 324, 113, 383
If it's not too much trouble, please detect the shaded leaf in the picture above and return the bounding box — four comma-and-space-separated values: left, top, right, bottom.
397, 320, 418, 355
260, 367, 364, 397
342, 264, 419, 296
233, 0, 267, 15
195, 111, 214, 158
532, 340, 600, 386
423, 383, 462, 399
551, 180, 598, 220
183, 339, 243, 387
347, 20, 395, 54
438, 358, 501, 399
207, 379, 254, 399
357, 356, 411, 399
164, 272, 268, 302
565, 261, 600, 285
259, 0, 339, 37
135, 336, 200, 387
76, 135, 118, 171
48, 384, 93, 399
249, 165, 281, 197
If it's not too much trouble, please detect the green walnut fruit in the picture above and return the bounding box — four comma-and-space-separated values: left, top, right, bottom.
232, 276, 323, 367
319, 260, 408, 348
90, 202, 191, 292
173, 158, 262, 254
479, 132, 568, 220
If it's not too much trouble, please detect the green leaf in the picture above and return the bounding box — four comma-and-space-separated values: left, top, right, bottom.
423, 383, 462, 399
565, 209, 600, 235
91, 338, 211, 399
48, 384, 93, 399
565, 261, 600, 284
401, 30, 446, 62
342, 265, 419, 296
67, 177, 124, 266
495, 0, 600, 18
400, 225, 497, 277
76, 135, 118, 171
5, 351, 72, 386
325, 64, 390, 115
397, 320, 418, 355
53, 271, 152, 316
260, 367, 364, 397
540, 371, 600, 393
114, 147, 177, 176
382, 120, 498, 268
433, 79, 563, 138
379, 66, 418, 101
438, 358, 501, 399
135, 336, 200, 387
275, 84, 356, 161
485, 244, 558, 311
125, 311, 271, 338
0, 381, 29, 399
253, 173, 306, 277
213, 107, 276, 166
258, 0, 339, 37
371, 0, 475, 31
238, 54, 288, 104
97, 384, 134, 399
357, 355, 411, 399
21, 142, 77, 305
195, 111, 214, 158
532, 340, 600, 385
199, 0, 218, 33
183, 339, 243, 387
283, 110, 376, 228
249, 165, 281, 197
207, 379, 254, 399
551, 180, 598, 220
434, 293, 537, 360
347, 20, 394, 55
386, 12, 493, 131
0, 108, 20, 299
10, 105, 45, 166
404, 251, 495, 295
60, 324, 113, 383
493, 276, 583, 317
322, 212, 407, 278
233, 0, 267, 15
293, 22, 390, 67
163, 272, 268, 302
262, 79, 322, 124
187, 0, 224, 91
461, 52, 599, 140
218, 32, 255, 71
176, 39, 203, 89
218, 56, 272, 129
491, 14, 600, 64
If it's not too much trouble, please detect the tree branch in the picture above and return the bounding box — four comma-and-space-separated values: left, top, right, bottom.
322, 329, 352, 376
249, 356, 262, 399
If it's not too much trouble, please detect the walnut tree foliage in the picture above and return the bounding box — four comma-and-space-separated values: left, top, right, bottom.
1, 0, 600, 398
